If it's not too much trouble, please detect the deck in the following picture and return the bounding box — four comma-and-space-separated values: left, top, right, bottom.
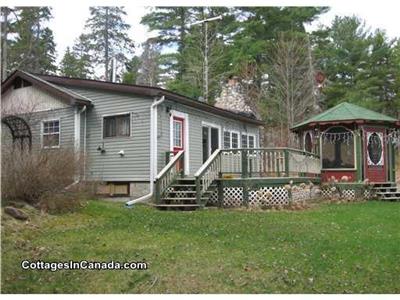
154, 148, 321, 209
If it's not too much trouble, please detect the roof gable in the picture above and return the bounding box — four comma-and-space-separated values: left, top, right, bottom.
1, 70, 92, 106
292, 102, 398, 130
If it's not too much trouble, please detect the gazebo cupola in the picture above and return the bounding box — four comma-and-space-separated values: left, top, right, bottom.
291, 102, 400, 183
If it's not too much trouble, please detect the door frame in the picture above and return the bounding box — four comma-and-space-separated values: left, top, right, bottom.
202, 121, 221, 159
170, 110, 189, 175
362, 126, 387, 183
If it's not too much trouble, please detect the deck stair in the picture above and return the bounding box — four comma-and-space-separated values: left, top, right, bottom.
154, 177, 217, 210
372, 182, 400, 201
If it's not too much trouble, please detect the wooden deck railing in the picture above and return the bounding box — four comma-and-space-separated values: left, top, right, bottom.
194, 149, 222, 205
154, 150, 184, 203
220, 147, 320, 177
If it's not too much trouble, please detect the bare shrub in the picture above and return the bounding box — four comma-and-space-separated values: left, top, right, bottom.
1, 147, 81, 204
39, 191, 81, 214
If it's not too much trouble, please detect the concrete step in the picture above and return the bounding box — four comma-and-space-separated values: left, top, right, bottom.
372, 182, 397, 187
152, 204, 203, 211
378, 197, 400, 201
161, 197, 209, 202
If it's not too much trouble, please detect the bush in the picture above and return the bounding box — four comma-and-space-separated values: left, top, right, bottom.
1, 148, 82, 205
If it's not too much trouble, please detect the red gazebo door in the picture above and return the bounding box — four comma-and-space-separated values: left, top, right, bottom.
364, 127, 387, 183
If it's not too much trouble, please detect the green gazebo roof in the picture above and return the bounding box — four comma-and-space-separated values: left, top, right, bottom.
292, 102, 398, 130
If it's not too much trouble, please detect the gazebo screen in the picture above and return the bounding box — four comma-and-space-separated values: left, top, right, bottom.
321, 126, 355, 169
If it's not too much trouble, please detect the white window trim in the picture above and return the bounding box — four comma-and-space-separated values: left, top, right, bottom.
202, 121, 222, 157
240, 132, 257, 149
247, 133, 256, 148
41, 118, 61, 149
223, 128, 241, 149
101, 112, 132, 139
170, 110, 190, 175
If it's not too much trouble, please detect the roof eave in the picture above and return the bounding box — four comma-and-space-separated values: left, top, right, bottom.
37, 74, 264, 126
1, 70, 92, 106
291, 119, 399, 132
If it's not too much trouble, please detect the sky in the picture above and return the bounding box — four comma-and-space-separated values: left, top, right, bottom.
4, 0, 400, 64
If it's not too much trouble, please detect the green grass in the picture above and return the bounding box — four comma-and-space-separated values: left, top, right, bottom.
2, 200, 400, 293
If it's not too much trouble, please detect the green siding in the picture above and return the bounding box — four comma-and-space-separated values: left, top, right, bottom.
157, 99, 260, 176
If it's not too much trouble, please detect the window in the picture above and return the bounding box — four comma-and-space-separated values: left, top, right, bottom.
173, 119, 183, 148
232, 132, 239, 148
103, 114, 130, 138
223, 131, 240, 149
42, 120, 60, 148
241, 134, 256, 148
241, 134, 248, 148
321, 127, 355, 169
248, 135, 255, 148
223, 131, 231, 149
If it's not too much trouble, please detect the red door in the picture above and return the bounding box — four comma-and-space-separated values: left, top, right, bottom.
172, 116, 184, 171
364, 127, 387, 183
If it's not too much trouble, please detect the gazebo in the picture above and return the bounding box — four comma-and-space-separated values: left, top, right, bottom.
291, 102, 400, 184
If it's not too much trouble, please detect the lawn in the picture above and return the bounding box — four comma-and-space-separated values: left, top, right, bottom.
2, 200, 400, 293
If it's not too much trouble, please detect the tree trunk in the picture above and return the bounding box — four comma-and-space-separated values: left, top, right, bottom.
1, 7, 9, 80
177, 7, 186, 80
104, 7, 109, 80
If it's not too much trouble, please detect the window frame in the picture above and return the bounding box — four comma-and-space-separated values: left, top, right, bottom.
223, 129, 241, 149
241, 133, 257, 149
172, 117, 184, 148
320, 126, 356, 171
102, 112, 132, 139
41, 118, 61, 149
248, 134, 256, 149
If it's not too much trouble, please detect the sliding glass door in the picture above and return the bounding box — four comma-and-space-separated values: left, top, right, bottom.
202, 125, 220, 163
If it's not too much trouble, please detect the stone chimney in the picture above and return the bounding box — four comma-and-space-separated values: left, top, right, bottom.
214, 76, 258, 119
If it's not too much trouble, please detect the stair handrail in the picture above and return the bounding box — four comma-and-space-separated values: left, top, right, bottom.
154, 150, 184, 203
194, 149, 222, 205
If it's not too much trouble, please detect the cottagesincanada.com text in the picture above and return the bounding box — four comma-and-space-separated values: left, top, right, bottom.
21, 260, 148, 272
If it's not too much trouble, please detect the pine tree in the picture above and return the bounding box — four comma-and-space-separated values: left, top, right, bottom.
122, 56, 140, 84
136, 38, 161, 86
313, 16, 399, 116
84, 6, 134, 81
59, 47, 78, 77
7, 7, 57, 74
141, 7, 192, 80
0, 7, 15, 80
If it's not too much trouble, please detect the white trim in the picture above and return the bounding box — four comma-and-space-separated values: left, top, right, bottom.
170, 110, 190, 175
222, 128, 241, 149
202, 121, 222, 158
319, 125, 357, 171
101, 112, 132, 139
247, 133, 256, 148
41, 118, 61, 149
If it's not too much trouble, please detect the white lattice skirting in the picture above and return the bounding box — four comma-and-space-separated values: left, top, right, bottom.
321, 188, 373, 200
207, 185, 318, 207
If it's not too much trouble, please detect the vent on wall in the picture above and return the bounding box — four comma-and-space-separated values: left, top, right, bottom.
13, 77, 32, 90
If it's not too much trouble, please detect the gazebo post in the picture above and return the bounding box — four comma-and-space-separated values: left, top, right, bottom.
355, 129, 363, 182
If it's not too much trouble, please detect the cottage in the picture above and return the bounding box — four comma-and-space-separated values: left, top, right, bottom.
1, 70, 263, 205
2, 70, 399, 209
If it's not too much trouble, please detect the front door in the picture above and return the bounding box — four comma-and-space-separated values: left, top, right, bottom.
364, 127, 387, 183
172, 116, 184, 171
